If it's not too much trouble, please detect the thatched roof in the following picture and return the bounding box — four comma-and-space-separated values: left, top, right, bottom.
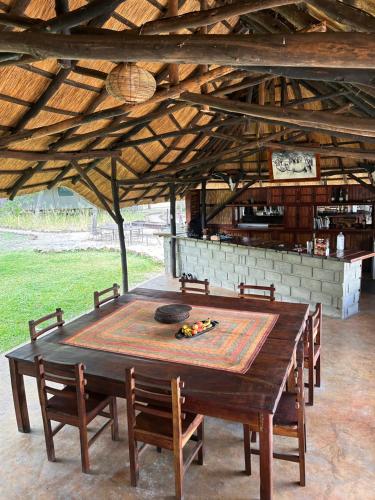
0, 0, 374, 208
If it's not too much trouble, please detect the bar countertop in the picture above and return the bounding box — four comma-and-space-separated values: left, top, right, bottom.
161, 234, 375, 264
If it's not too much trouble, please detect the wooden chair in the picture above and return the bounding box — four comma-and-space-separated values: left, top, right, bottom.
34, 356, 119, 473
243, 341, 306, 486
125, 368, 204, 499
304, 303, 322, 406
29, 308, 64, 342
238, 282, 275, 301
179, 277, 210, 295
94, 283, 120, 308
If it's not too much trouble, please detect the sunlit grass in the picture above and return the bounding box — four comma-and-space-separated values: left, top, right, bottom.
0, 250, 163, 352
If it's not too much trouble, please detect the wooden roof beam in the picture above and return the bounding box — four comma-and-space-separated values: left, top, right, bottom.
267, 142, 375, 162
137, 0, 301, 35
242, 67, 375, 88
1, 32, 374, 69
305, 0, 375, 33
181, 93, 375, 139
0, 150, 120, 161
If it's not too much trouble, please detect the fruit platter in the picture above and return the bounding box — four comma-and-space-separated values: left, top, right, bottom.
175, 319, 219, 339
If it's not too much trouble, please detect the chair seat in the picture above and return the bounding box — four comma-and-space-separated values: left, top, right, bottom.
135, 410, 203, 441
46, 387, 111, 424
274, 392, 298, 427
246, 392, 298, 430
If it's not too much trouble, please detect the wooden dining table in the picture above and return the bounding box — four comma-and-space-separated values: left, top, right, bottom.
6, 288, 309, 500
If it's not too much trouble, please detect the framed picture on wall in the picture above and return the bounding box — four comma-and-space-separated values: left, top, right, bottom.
268, 149, 320, 182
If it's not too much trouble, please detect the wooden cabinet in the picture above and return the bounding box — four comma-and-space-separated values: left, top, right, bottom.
284, 206, 297, 228
267, 187, 283, 205
284, 206, 313, 229
299, 186, 314, 204
298, 206, 313, 229
283, 187, 298, 204
314, 186, 330, 204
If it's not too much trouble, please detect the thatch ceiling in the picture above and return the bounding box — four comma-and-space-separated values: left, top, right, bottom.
0, 0, 374, 208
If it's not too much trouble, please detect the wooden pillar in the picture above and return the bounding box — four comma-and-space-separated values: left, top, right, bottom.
199, 0, 209, 107
111, 158, 129, 292
168, 0, 179, 85
200, 179, 207, 232
169, 183, 177, 278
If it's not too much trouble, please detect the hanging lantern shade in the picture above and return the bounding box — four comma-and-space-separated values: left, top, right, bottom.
106, 63, 156, 103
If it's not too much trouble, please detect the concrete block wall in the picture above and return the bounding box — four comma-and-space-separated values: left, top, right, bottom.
162, 236, 362, 319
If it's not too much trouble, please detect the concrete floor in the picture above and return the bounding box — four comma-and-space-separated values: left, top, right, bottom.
1, 276, 374, 499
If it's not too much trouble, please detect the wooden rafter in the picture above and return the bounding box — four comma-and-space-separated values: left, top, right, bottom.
0, 33, 374, 69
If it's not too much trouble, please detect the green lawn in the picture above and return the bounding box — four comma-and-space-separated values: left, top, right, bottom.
0, 250, 163, 353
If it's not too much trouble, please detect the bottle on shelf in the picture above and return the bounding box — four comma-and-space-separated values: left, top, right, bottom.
338, 188, 344, 202
345, 189, 349, 202
336, 232, 345, 257
331, 188, 336, 203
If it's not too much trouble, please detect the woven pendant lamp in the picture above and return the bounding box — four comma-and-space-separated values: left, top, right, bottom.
106, 63, 156, 103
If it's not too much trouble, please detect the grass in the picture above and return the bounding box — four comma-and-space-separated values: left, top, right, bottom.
0, 250, 164, 353
0, 208, 145, 232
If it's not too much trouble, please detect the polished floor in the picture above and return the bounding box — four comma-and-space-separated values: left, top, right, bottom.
1, 275, 374, 499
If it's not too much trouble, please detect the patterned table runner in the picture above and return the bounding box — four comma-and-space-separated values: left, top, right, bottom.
62, 300, 279, 374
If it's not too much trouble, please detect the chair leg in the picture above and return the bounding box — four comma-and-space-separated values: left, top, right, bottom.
173, 446, 184, 500
315, 355, 321, 388
197, 421, 204, 465
110, 398, 119, 441
298, 426, 306, 486
128, 439, 139, 487
41, 415, 56, 462
79, 425, 90, 473
243, 424, 251, 476
308, 363, 314, 406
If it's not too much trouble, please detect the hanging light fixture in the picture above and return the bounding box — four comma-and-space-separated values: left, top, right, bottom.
106, 63, 156, 103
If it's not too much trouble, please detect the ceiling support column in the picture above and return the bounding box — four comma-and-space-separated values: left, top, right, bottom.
200, 179, 207, 233
169, 183, 177, 278
111, 158, 129, 292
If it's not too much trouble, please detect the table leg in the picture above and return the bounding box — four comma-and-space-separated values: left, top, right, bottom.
9, 358, 30, 433
259, 412, 273, 500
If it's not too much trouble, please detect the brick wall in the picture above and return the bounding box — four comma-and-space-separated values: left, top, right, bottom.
162, 236, 362, 319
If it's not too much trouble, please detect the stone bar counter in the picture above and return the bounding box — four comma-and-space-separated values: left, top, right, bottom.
161, 235, 374, 318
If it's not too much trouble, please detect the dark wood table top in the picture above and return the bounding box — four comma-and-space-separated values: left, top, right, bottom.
6, 288, 309, 420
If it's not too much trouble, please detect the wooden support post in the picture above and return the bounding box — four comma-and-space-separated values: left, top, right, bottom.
199, 0, 209, 109
347, 172, 375, 195
168, 0, 179, 86
170, 183, 177, 278
200, 179, 207, 233
111, 158, 129, 292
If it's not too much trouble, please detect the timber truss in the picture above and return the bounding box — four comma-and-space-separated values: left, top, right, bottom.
0, 0, 374, 209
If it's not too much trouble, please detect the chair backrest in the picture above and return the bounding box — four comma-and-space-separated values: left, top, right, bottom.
295, 340, 305, 422
309, 303, 322, 341
29, 308, 64, 342
34, 356, 88, 419
179, 277, 210, 295
125, 368, 186, 441
238, 282, 275, 301
94, 283, 120, 308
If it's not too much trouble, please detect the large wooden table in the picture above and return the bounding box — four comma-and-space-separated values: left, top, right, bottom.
6, 288, 309, 499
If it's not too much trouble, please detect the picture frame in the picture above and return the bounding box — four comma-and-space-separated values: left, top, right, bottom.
268, 149, 321, 182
